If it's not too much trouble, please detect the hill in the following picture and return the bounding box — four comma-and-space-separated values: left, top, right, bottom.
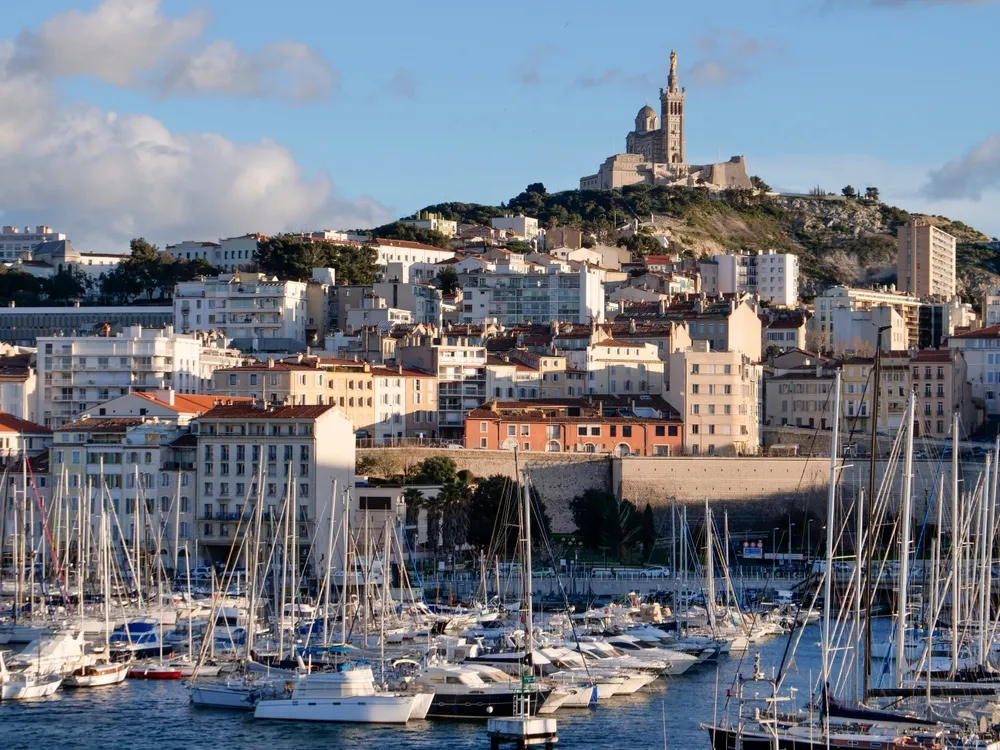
410, 183, 998, 303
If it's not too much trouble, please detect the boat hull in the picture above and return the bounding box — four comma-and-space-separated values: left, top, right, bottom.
254, 694, 420, 724
1, 677, 63, 700
65, 664, 128, 688
426, 689, 552, 720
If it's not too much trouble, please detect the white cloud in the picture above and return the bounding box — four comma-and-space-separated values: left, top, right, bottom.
9, 0, 336, 102
11, 0, 206, 86
157, 40, 338, 102
923, 132, 1000, 201
0, 31, 389, 251
688, 31, 771, 87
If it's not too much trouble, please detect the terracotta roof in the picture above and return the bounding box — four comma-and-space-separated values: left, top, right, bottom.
950, 325, 1000, 340
766, 315, 807, 330
369, 366, 434, 378
55, 418, 144, 432
0, 412, 51, 434
644, 255, 674, 264
131, 392, 253, 414
219, 362, 317, 371
910, 350, 954, 362
374, 238, 451, 252
593, 339, 645, 348
198, 404, 334, 420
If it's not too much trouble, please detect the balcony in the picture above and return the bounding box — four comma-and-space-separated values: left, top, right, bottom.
161, 461, 196, 471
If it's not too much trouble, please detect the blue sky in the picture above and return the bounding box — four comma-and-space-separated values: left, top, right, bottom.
1, 0, 998, 250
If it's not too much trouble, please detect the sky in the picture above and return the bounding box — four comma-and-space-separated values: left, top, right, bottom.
1, 0, 998, 252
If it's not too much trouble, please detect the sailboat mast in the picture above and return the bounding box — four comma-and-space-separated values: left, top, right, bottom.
862, 334, 884, 703
895, 391, 915, 687
705, 499, 715, 630
822, 369, 841, 694
978, 454, 991, 665
951, 410, 959, 677
521, 471, 535, 670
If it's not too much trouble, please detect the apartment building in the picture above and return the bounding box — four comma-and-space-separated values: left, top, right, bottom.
464, 397, 683, 456
812, 286, 922, 350
36, 326, 242, 428
460, 264, 605, 326
398, 334, 487, 440
897, 219, 957, 299
839, 354, 910, 435
50, 416, 197, 566
831, 305, 907, 353
399, 211, 458, 238
213, 360, 329, 406
617, 295, 762, 361
332, 282, 441, 330
666, 341, 761, 456
947, 325, 1000, 418
486, 351, 570, 400
165, 234, 264, 272
580, 339, 663, 396
762, 314, 808, 354
174, 273, 310, 351
373, 238, 455, 272
910, 349, 975, 439
491, 215, 541, 240
192, 404, 354, 571
369, 365, 438, 442
0, 355, 37, 423
0, 413, 51, 459
764, 366, 837, 430
714, 250, 798, 306
314, 358, 375, 436
0, 225, 66, 261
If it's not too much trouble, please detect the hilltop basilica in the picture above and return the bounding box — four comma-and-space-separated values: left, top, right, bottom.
580, 50, 751, 191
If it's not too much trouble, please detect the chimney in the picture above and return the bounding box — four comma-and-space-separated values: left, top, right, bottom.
267, 357, 275, 368
156, 388, 175, 406
658, 299, 667, 316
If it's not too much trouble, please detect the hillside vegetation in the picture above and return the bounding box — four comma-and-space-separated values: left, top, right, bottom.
412, 183, 998, 303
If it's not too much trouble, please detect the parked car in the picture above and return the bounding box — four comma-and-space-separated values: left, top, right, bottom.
640, 566, 671, 578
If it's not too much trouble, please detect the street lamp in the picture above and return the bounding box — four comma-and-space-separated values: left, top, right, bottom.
772, 527, 780, 580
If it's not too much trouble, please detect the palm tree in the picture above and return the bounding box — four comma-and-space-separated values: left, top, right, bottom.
401, 487, 423, 549
422, 492, 446, 553
439, 480, 472, 555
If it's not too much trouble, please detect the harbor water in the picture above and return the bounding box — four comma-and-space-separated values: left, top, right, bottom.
0, 621, 865, 750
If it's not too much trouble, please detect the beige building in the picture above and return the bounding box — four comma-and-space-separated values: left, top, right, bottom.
213, 360, 329, 406
897, 219, 957, 299
910, 349, 975, 439
764, 365, 837, 431
666, 341, 761, 456
369, 365, 438, 442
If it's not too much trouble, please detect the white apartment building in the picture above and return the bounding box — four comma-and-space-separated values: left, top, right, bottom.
175, 273, 309, 351
0, 413, 51, 459
460, 265, 605, 326
491, 215, 541, 240
0, 365, 37, 423
345, 295, 413, 331
666, 341, 761, 456
0, 225, 66, 261
371, 371, 406, 444
36, 326, 242, 428
192, 404, 354, 571
713, 250, 798, 306
948, 326, 1000, 417
812, 285, 922, 350
373, 239, 456, 272
831, 306, 907, 352
165, 234, 264, 272
983, 289, 1000, 327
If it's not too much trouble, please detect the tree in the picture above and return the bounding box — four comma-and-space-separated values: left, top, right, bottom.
842, 185, 857, 199
505, 240, 534, 254
43, 268, 89, 303
422, 492, 445, 551
616, 232, 662, 257
750, 175, 771, 193
438, 477, 472, 554
436, 266, 459, 296
355, 451, 401, 481
639, 503, 657, 556
414, 455, 457, 485
466, 475, 551, 554
0, 269, 44, 306
401, 487, 423, 548
371, 221, 451, 249
864, 186, 880, 203
570, 489, 642, 558
255, 235, 379, 284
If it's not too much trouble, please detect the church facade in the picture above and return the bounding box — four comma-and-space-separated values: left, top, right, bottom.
580, 50, 751, 192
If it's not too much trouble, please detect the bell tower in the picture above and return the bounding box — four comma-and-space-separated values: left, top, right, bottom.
659, 49, 686, 165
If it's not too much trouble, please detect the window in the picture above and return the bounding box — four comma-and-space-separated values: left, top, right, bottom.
655, 426, 665, 437
480, 437, 488, 448
691, 364, 699, 374
691, 384, 699, 394
507, 425, 517, 436
691, 425, 699, 434
622, 426, 632, 437
590, 426, 600, 436
610, 425, 617, 437
204, 482, 213, 496
577, 426, 587, 436
668, 426, 678, 437
480, 421, 488, 433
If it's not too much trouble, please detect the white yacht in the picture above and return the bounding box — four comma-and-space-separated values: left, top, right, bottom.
64, 661, 129, 688
1, 652, 63, 700
254, 666, 432, 724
